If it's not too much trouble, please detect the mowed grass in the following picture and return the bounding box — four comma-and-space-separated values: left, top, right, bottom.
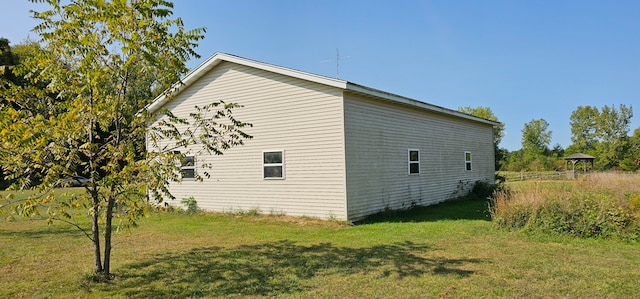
1, 189, 639, 298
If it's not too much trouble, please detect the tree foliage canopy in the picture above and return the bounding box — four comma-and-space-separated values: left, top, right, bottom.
568, 104, 633, 169
521, 118, 552, 160
500, 105, 636, 172
0, 0, 251, 279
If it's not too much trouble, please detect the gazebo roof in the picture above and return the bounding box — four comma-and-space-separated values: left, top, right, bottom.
564, 153, 595, 160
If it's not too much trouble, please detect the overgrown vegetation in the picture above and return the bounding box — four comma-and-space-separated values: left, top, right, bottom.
491, 173, 640, 240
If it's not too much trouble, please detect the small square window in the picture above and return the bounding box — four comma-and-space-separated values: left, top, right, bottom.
408, 149, 420, 174
465, 151, 472, 171
263, 150, 285, 179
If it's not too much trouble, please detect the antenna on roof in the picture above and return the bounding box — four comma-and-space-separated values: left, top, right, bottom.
322, 49, 350, 79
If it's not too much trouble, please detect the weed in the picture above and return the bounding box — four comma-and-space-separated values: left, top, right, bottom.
180, 197, 200, 214
327, 211, 337, 221
268, 208, 285, 217
243, 207, 261, 216
227, 207, 261, 216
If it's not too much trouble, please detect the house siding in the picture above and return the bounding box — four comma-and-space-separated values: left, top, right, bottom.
151, 62, 348, 219
343, 92, 495, 221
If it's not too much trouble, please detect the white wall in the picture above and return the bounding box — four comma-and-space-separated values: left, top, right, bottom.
343, 92, 495, 221
151, 62, 348, 219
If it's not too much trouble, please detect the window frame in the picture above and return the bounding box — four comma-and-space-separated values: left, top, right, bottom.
464, 151, 472, 171
180, 155, 196, 179
263, 150, 285, 180
408, 148, 420, 175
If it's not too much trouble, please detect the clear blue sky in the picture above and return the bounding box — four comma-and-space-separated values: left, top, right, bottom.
3, 1, 639, 151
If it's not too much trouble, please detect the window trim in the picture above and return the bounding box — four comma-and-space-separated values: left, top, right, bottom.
408, 148, 420, 175
263, 150, 285, 180
181, 155, 196, 179
465, 151, 472, 171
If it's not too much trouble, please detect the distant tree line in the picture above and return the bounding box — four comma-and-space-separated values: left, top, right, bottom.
459, 104, 639, 172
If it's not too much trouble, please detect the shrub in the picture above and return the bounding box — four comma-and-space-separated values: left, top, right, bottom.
471, 176, 505, 200
180, 197, 200, 214
620, 158, 639, 172
472, 181, 495, 199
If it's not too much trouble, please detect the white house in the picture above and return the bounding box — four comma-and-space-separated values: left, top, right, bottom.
146, 52, 498, 221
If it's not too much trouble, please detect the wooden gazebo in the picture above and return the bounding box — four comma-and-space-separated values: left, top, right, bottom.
564, 153, 595, 179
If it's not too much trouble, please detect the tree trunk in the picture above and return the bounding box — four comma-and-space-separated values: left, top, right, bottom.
92, 193, 102, 274
102, 195, 115, 277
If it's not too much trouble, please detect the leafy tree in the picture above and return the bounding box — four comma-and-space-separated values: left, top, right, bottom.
0, 37, 18, 189
0, 38, 19, 84
621, 127, 640, 171
550, 144, 566, 171
510, 151, 524, 171
0, 0, 251, 280
458, 106, 505, 170
569, 105, 600, 153
568, 104, 633, 169
0, 38, 54, 189
596, 105, 633, 169
495, 147, 510, 170
521, 118, 552, 167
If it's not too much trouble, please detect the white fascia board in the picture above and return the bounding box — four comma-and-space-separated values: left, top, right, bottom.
345, 82, 501, 127
146, 52, 348, 114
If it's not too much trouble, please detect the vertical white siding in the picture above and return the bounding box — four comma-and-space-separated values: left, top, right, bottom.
344, 93, 495, 221
152, 62, 348, 219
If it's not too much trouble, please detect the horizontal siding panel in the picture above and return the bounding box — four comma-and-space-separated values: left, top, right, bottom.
344, 93, 495, 221
150, 62, 348, 219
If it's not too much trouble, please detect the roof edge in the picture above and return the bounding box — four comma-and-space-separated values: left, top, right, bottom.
147, 52, 501, 128
146, 52, 347, 114
345, 82, 501, 126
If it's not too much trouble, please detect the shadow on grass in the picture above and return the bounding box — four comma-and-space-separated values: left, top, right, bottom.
101, 240, 480, 298
357, 198, 492, 224
0, 222, 87, 239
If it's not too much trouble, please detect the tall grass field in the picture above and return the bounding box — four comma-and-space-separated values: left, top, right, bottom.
1, 176, 640, 298
493, 172, 640, 240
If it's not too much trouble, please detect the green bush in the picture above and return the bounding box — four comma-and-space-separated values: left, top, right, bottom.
471, 178, 503, 199
620, 158, 639, 172
180, 197, 200, 214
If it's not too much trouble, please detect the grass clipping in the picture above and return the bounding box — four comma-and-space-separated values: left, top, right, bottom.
491, 173, 640, 240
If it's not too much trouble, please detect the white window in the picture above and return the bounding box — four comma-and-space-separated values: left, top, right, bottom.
181, 155, 196, 179
263, 150, 285, 179
408, 149, 420, 175
465, 151, 472, 171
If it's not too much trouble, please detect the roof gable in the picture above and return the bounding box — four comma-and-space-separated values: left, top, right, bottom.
146, 52, 500, 127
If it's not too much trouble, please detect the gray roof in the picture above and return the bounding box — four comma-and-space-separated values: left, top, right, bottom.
564, 153, 595, 160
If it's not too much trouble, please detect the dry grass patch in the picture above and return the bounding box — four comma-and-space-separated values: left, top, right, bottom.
492, 172, 640, 239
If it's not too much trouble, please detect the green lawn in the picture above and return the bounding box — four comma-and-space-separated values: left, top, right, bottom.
1, 192, 639, 298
